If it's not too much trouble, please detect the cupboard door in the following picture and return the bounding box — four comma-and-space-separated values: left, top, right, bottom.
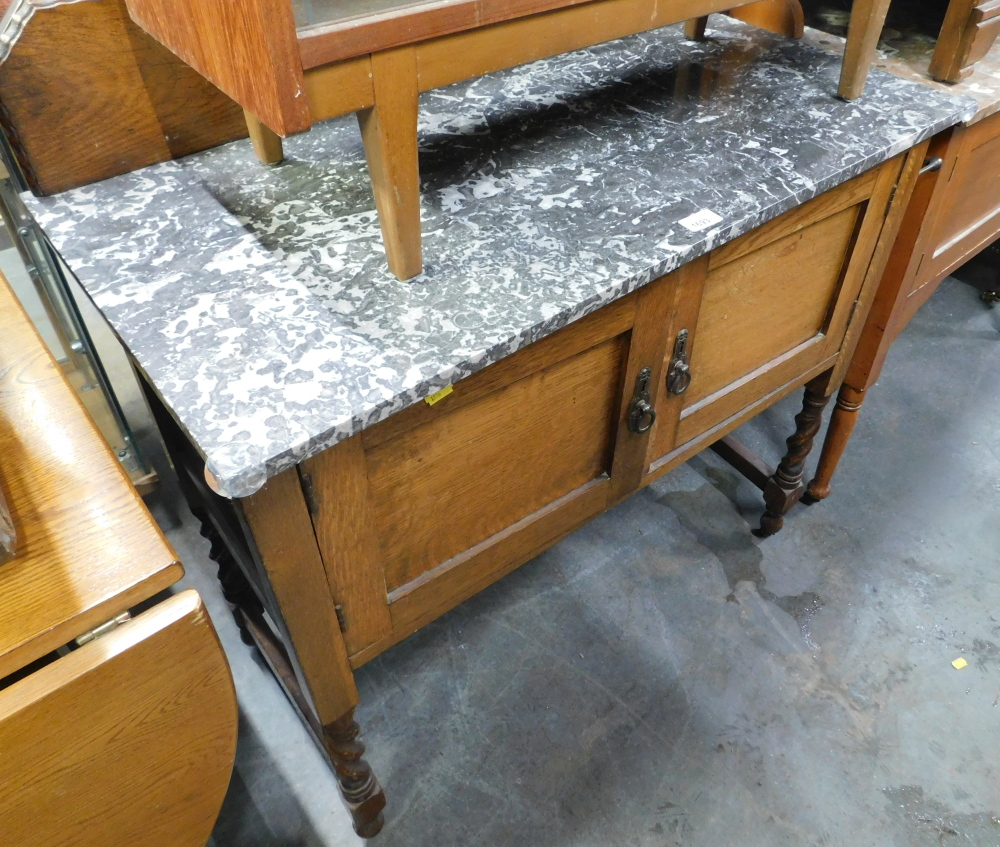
307, 298, 636, 664
922, 111, 1000, 285
648, 165, 894, 460
368, 336, 624, 593
0, 591, 236, 847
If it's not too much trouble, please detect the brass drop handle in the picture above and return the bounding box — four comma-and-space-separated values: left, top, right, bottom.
626, 367, 657, 434
666, 329, 692, 396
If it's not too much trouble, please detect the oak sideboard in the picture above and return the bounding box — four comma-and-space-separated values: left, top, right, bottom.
23, 20, 972, 836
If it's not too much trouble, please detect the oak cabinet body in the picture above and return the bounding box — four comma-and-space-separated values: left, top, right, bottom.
152, 147, 923, 836
315, 162, 897, 667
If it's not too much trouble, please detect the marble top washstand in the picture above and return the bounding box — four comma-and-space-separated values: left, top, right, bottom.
24, 18, 975, 498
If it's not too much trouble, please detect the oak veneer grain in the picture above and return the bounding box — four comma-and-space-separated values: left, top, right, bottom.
837, 0, 893, 100
686, 204, 860, 404
0, 276, 182, 680
126, 0, 310, 136
368, 335, 625, 591
930, 0, 1000, 83
241, 467, 359, 720
0, 0, 246, 195
0, 590, 237, 847
300, 438, 393, 657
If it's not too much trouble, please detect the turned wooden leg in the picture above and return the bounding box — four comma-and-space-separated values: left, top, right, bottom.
244, 109, 284, 165
755, 374, 831, 537
324, 712, 387, 837
837, 0, 892, 99
358, 47, 423, 281
242, 471, 386, 836
684, 15, 710, 40
802, 383, 865, 504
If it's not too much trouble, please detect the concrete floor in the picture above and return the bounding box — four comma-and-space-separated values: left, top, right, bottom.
157, 276, 999, 847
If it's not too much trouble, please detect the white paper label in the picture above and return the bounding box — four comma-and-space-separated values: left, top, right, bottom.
679, 209, 724, 232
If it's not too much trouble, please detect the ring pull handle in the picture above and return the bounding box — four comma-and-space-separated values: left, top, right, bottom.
626, 367, 657, 434
666, 329, 692, 396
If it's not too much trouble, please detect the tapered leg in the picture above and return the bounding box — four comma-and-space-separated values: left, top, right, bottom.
802, 384, 865, 504
358, 47, 423, 280
684, 15, 710, 40
755, 374, 831, 537
324, 712, 388, 837
245, 109, 284, 165
837, 0, 892, 99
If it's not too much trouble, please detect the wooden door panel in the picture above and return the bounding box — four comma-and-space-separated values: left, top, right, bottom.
682, 204, 860, 407
368, 335, 625, 591
927, 112, 1000, 276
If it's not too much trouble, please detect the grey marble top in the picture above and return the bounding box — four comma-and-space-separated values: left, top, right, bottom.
25, 19, 975, 498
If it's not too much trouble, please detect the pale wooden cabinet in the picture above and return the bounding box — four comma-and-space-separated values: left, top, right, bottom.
0, 277, 237, 847
807, 107, 1000, 502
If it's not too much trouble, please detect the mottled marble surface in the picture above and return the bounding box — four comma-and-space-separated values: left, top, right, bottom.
25, 19, 974, 498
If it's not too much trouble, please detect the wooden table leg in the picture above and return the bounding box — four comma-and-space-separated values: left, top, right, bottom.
802, 383, 865, 504
242, 469, 386, 837
245, 109, 284, 165
684, 16, 710, 39
838, 0, 892, 100
358, 47, 423, 281
324, 711, 387, 838
755, 371, 832, 537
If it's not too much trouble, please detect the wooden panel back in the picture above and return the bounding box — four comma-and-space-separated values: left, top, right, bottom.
682, 204, 860, 406
0, 0, 247, 195
367, 336, 626, 592
0, 277, 182, 680
125, 0, 311, 135
0, 590, 236, 847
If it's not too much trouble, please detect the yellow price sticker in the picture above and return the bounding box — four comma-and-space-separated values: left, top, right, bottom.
952, 657, 968, 670
424, 384, 454, 406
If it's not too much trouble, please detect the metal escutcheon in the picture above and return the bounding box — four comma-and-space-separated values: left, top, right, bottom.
627, 367, 657, 434
666, 329, 692, 396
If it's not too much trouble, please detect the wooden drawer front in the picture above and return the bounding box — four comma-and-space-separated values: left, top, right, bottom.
367, 336, 625, 592
926, 111, 1000, 279
0, 591, 236, 847
683, 204, 859, 407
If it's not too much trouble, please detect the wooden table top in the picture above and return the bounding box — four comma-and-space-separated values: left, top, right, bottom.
0, 275, 182, 680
